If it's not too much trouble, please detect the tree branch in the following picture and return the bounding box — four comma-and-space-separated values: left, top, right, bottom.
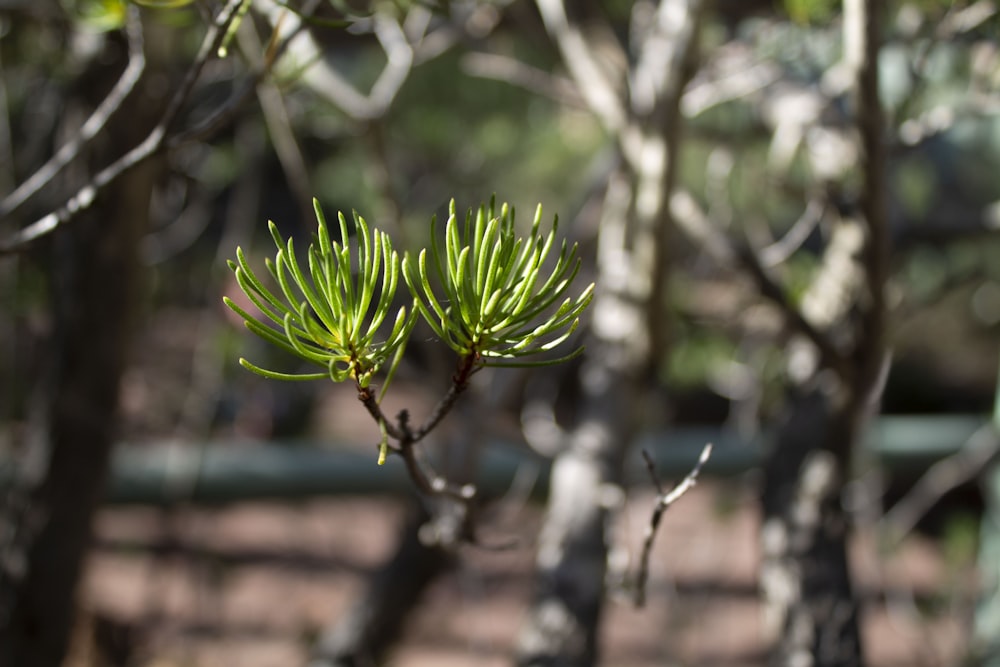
0, 6, 145, 220
237, 12, 315, 226
632, 442, 712, 607
881, 424, 999, 546
461, 51, 585, 109
258, 0, 414, 121
534, 0, 626, 133
670, 190, 852, 383
0, 0, 248, 256
682, 60, 779, 118
355, 353, 480, 507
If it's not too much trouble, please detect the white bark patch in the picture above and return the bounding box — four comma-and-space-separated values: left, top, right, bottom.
536, 451, 604, 570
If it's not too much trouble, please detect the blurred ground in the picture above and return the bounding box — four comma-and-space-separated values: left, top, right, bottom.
73, 479, 975, 667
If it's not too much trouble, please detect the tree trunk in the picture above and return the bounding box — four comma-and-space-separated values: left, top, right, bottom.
0, 33, 154, 667
760, 387, 863, 666
517, 2, 703, 664
309, 507, 455, 667
515, 350, 634, 667
758, 2, 887, 664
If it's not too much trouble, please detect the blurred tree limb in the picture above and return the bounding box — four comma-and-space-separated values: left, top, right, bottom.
0, 0, 300, 256
0, 6, 145, 221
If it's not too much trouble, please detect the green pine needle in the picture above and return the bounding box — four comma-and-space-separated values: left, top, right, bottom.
226, 197, 593, 384
224, 199, 415, 393
402, 198, 594, 366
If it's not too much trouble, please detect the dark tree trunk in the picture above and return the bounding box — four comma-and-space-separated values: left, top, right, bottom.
0, 178, 149, 667
0, 33, 154, 667
308, 507, 455, 667
760, 387, 863, 667
758, 3, 886, 664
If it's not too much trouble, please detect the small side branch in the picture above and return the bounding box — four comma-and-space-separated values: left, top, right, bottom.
534, 0, 626, 133
881, 424, 999, 546
258, 0, 414, 121
461, 52, 585, 108
413, 353, 479, 442
633, 442, 712, 607
356, 353, 480, 508
736, 242, 852, 383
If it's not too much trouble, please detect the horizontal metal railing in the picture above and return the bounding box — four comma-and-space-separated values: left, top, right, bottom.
0, 415, 988, 506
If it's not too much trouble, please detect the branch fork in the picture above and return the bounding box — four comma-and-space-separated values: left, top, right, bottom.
632, 442, 713, 607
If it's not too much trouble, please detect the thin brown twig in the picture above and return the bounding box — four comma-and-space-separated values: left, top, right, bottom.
633, 442, 712, 607
414, 353, 480, 441
356, 353, 481, 504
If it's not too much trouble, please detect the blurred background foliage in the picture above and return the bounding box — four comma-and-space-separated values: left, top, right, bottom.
0, 2, 998, 665
0, 0, 997, 438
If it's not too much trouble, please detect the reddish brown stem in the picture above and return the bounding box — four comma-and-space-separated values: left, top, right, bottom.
356, 353, 481, 504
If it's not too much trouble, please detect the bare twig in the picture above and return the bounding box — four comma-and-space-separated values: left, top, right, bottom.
0, 6, 145, 220
259, 0, 414, 121
160, 4, 307, 149
534, 0, 626, 133
882, 424, 1000, 546
237, 14, 314, 225
682, 61, 779, 118
356, 353, 481, 505
461, 52, 585, 108
633, 442, 712, 607
738, 241, 853, 383
759, 197, 825, 268
410, 1, 511, 65
0, 0, 247, 256
669, 190, 851, 383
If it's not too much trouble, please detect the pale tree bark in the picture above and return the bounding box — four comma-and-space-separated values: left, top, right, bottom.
257, 0, 507, 240
517, 2, 703, 665
759, 1, 889, 664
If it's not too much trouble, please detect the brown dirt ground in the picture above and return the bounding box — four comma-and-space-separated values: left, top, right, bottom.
74, 479, 976, 667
